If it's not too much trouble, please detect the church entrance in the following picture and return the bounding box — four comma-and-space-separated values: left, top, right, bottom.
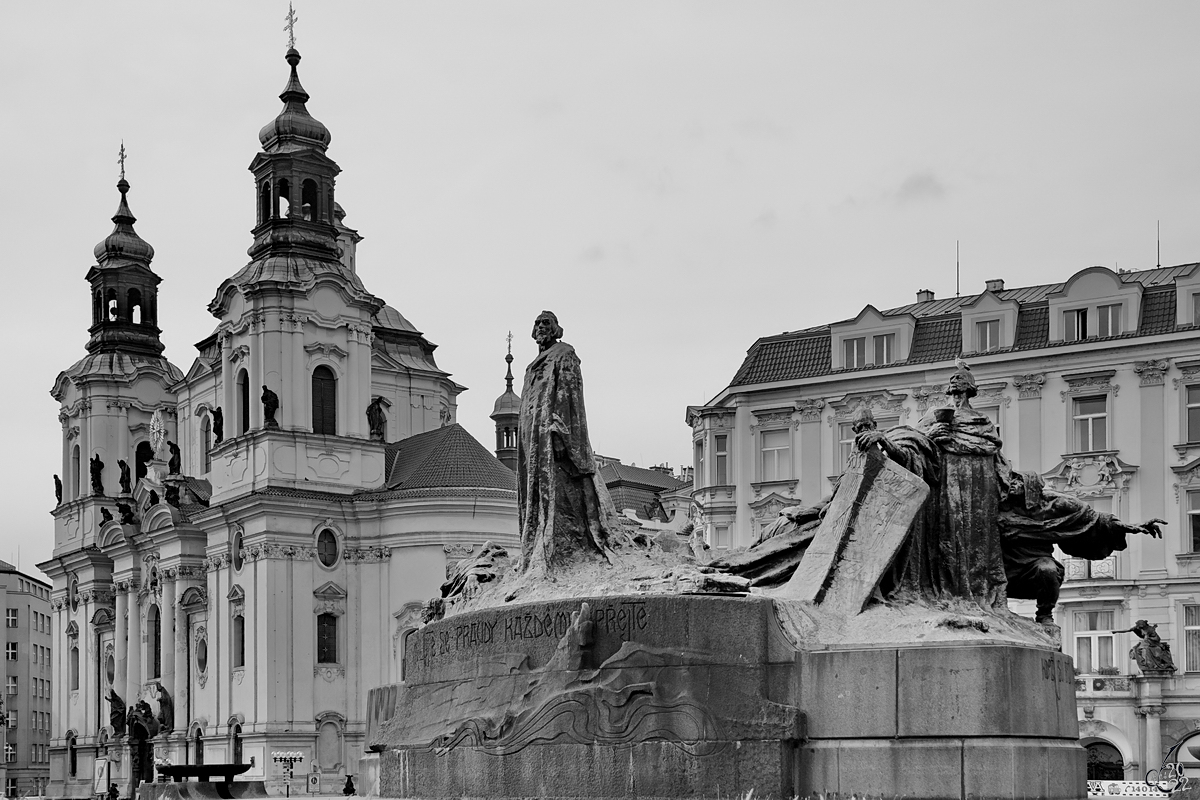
129, 722, 153, 791
1086, 741, 1124, 780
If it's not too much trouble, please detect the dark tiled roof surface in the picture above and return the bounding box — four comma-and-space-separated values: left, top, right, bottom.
729, 265, 1199, 388
381, 424, 516, 491
599, 462, 687, 491
906, 318, 962, 364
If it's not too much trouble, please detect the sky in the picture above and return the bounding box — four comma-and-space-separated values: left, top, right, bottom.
4, 2, 1200, 580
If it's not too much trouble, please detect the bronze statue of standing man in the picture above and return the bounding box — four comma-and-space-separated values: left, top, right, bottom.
516, 311, 612, 575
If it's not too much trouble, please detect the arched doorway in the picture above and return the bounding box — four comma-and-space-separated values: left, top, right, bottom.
129, 720, 154, 789
1086, 741, 1124, 780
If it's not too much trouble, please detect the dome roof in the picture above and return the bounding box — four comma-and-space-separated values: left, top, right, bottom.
258, 49, 331, 152
93, 180, 154, 266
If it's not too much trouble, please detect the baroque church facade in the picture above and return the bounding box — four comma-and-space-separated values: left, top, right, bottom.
39, 47, 518, 797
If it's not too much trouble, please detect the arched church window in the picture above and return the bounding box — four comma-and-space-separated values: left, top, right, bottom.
106, 288, 118, 322
312, 366, 337, 435
148, 605, 161, 679
194, 727, 204, 766
259, 181, 271, 225
201, 415, 212, 473
66, 734, 77, 776
128, 288, 142, 325
277, 179, 291, 218
230, 723, 243, 765
238, 370, 250, 435
317, 530, 338, 567
71, 445, 80, 499
135, 441, 153, 483
301, 179, 318, 221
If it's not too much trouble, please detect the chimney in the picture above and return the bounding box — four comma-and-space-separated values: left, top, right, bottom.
985, 278, 1005, 293
916, 289, 935, 303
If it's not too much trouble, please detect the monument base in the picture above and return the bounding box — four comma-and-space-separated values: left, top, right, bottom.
136, 781, 268, 800
366, 595, 1084, 799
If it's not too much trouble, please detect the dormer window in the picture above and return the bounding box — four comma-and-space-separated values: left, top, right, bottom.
1097, 304, 1121, 337
976, 320, 1000, 352
844, 337, 866, 369
1065, 309, 1088, 342
1193, 292, 1200, 326
873, 334, 895, 365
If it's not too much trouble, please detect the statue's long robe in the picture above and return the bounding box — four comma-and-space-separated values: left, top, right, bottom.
516, 341, 612, 573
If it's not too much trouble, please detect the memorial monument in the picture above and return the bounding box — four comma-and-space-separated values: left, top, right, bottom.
363, 339, 1161, 799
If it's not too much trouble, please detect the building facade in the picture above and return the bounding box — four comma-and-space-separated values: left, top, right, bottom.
0, 564, 52, 798
39, 47, 517, 798
691, 264, 1200, 779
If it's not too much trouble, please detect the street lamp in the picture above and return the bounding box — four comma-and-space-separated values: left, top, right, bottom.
272, 752, 304, 798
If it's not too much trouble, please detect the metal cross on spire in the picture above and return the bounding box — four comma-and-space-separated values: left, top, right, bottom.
284, 2, 299, 50
117, 141, 126, 181
506, 330, 513, 356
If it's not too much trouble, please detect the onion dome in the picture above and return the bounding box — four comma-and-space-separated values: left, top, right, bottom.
93, 179, 154, 266
492, 352, 521, 416
258, 48, 331, 152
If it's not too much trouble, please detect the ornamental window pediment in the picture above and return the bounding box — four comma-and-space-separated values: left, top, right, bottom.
829, 305, 916, 370
1047, 266, 1141, 343
685, 405, 736, 434
314, 581, 347, 616
826, 390, 909, 427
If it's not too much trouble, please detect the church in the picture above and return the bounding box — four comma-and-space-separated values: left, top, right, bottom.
38, 44, 518, 797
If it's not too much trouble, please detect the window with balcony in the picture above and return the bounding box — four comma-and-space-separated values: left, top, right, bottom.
1097, 303, 1121, 337
843, 337, 866, 369
1074, 610, 1115, 674
759, 430, 790, 481
976, 319, 1000, 352
1073, 396, 1108, 452
873, 333, 895, 365
713, 435, 728, 485
1186, 605, 1200, 672
1065, 309, 1088, 341
1187, 385, 1200, 443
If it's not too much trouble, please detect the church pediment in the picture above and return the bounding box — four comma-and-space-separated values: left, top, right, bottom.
313, 581, 348, 600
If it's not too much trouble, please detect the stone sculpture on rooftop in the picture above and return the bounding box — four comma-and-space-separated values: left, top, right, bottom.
90, 454, 104, 496
261, 385, 280, 429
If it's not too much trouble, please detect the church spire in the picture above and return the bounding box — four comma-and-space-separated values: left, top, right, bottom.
491, 332, 521, 472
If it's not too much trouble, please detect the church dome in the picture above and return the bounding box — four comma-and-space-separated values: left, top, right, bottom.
93, 179, 154, 265
491, 352, 521, 418
258, 49, 331, 152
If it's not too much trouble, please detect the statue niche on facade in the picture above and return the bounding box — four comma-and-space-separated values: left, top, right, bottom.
516, 311, 613, 575
1117, 619, 1177, 674
118, 459, 132, 494
90, 454, 105, 496
366, 396, 387, 441
262, 385, 280, 430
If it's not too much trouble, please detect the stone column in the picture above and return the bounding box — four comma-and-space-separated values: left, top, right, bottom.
172, 576, 188, 733
162, 576, 177, 697
79, 594, 91, 738
114, 586, 128, 702
1135, 673, 1169, 771
126, 588, 142, 702
221, 335, 234, 435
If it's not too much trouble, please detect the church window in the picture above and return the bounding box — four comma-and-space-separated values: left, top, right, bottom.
148, 605, 162, 679
259, 181, 271, 225
238, 370, 250, 435
301, 179, 318, 221
128, 288, 142, 325
69, 646, 79, 690
230, 723, 243, 764
277, 178, 291, 218
194, 728, 205, 766
317, 530, 338, 567
196, 638, 208, 676
106, 288, 118, 322
317, 613, 338, 664
312, 366, 337, 435
69, 580, 78, 612
201, 415, 212, 472
136, 441, 153, 483
232, 530, 244, 571
67, 735, 77, 776
105, 652, 115, 685
232, 615, 245, 668
71, 445, 80, 499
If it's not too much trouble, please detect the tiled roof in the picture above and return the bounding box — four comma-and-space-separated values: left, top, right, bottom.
381, 424, 516, 492
599, 462, 687, 492
729, 264, 1199, 388
907, 318, 962, 364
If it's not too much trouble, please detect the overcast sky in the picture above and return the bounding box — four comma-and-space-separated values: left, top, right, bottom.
4, 2, 1200, 580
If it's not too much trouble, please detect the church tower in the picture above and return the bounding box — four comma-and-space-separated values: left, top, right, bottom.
490, 334, 520, 471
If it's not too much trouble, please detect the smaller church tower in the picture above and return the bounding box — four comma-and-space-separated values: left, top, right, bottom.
490, 333, 520, 471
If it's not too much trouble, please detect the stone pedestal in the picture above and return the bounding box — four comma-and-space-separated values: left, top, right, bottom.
365, 595, 1085, 800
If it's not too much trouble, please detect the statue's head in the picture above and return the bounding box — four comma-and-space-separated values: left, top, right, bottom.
532, 311, 563, 348
946, 359, 977, 398
850, 406, 877, 434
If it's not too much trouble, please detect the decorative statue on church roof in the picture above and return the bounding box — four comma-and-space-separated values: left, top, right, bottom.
366, 397, 387, 441
100, 507, 114, 524
1118, 619, 1177, 674
212, 407, 224, 445
118, 460, 131, 494
90, 454, 105, 496
261, 385, 280, 430
118, 503, 136, 525
154, 682, 174, 733
53, 474, 62, 506
108, 689, 126, 736
167, 442, 181, 475
516, 311, 613, 575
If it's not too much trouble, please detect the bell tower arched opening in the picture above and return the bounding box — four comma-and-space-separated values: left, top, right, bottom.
302, 179, 318, 221
128, 288, 142, 325
259, 181, 271, 225
238, 369, 250, 435
277, 178, 291, 218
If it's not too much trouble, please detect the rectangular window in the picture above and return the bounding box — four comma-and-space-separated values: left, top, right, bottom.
873, 333, 895, 365
1186, 606, 1200, 672
5, 609, 15, 628
1065, 309, 1088, 342
713, 435, 728, 485
5, 711, 14, 729
5, 643, 14, 661
1194, 292, 1200, 327
5, 777, 13, 795
838, 422, 856, 471
760, 429, 790, 482
976, 319, 1000, 352
317, 613, 338, 664
977, 406, 1001, 439
1097, 303, 1121, 337
1187, 386, 1200, 443
1073, 396, 1108, 452
713, 525, 731, 550
843, 337, 866, 369
694, 440, 704, 489
1074, 610, 1115, 674
5, 678, 14, 697
232, 615, 245, 668
1189, 491, 1200, 554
